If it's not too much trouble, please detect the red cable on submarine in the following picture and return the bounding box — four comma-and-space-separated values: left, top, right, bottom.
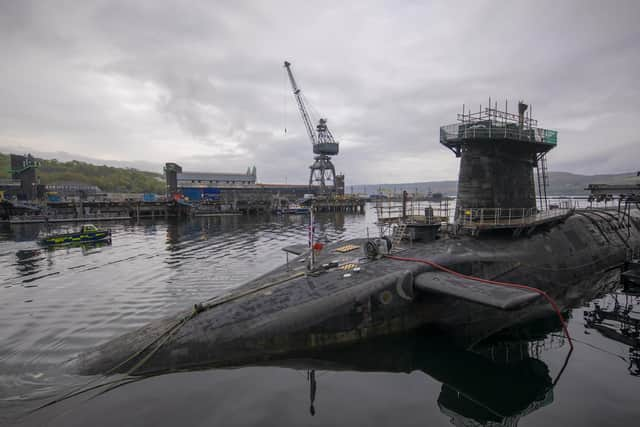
385, 254, 574, 350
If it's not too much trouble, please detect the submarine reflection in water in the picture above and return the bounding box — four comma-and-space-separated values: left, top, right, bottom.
255, 271, 625, 425
284, 317, 563, 426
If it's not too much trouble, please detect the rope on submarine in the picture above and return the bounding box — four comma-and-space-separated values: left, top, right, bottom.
33, 270, 308, 412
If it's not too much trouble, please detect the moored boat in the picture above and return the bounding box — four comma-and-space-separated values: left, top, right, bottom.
275, 203, 310, 215
39, 224, 111, 246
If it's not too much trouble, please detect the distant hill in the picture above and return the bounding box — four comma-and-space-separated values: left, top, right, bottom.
0, 153, 165, 193
349, 171, 640, 196
1, 151, 636, 196
546, 171, 640, 195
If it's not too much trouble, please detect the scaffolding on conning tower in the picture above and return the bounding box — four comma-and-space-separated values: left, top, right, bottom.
440, 98, 558, 214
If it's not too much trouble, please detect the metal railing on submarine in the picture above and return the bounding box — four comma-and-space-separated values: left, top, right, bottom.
374, 199, 574, 235
374, 199, 452, 240
375, 202, 452, 224
456, 207, 574, 229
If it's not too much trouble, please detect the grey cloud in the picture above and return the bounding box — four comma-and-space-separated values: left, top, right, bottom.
1, 0, 639, 185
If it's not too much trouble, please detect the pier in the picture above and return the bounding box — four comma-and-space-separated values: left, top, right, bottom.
2, 195, 366, 223
313, 197, 366, 213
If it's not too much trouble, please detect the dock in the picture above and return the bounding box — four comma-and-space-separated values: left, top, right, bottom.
2, 195, 367, 224
9, 215, 131, 224
314, 197, 366, 213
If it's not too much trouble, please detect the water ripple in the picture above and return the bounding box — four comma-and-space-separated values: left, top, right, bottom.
0, 211, 382, 420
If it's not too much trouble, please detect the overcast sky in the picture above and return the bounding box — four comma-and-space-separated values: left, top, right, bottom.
1, 0, 639, 184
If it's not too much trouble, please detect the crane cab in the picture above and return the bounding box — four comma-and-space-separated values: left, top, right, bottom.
313, 142, 339, 156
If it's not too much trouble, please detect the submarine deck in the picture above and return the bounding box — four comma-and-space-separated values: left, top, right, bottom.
187, 207, 634, 340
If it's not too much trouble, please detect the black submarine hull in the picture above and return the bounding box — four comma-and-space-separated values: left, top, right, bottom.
73, 209, 640, 376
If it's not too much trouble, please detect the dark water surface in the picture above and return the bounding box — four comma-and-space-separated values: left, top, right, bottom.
1, 208, 638, 426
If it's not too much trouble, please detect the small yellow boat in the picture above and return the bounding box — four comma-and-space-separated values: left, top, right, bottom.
40, 224, 111, 246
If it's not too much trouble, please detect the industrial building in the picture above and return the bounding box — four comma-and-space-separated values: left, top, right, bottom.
165, 163, 256, 194
45, 182, 102, 199
165, 162, 344, 201
9, 154, 40, 200
177, 168, 256, 189
165, 164, 258, 200
162, 162, 351, 215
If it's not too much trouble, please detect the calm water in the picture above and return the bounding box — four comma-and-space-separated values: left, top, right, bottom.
1, 207, 638, 426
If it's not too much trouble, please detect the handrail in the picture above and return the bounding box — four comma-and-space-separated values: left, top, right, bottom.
375, 201, 452, 225
440, 122, 557, 145
456, 207, 572, 228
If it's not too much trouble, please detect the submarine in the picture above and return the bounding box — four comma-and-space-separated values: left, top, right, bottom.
35, 284, 601, 426
73, 101, 640, 377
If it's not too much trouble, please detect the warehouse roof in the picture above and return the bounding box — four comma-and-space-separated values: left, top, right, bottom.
177, 172, 256, 183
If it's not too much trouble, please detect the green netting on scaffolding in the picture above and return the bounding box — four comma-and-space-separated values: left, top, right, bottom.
543, 129, 558, 145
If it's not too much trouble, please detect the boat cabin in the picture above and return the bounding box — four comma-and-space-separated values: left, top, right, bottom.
81, 224, 98, 233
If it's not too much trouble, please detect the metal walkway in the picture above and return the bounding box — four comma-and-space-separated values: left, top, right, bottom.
456, 207, 573, 231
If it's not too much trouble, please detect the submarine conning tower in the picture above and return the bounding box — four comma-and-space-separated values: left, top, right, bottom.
440, 100, 558, 224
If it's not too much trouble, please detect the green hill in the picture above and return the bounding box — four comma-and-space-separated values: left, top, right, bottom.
0, 153, 165, 193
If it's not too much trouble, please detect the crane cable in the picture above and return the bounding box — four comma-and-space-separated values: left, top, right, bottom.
384, 254, 574, 350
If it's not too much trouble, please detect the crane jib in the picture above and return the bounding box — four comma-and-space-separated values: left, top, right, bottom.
284, 61, 339, 150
